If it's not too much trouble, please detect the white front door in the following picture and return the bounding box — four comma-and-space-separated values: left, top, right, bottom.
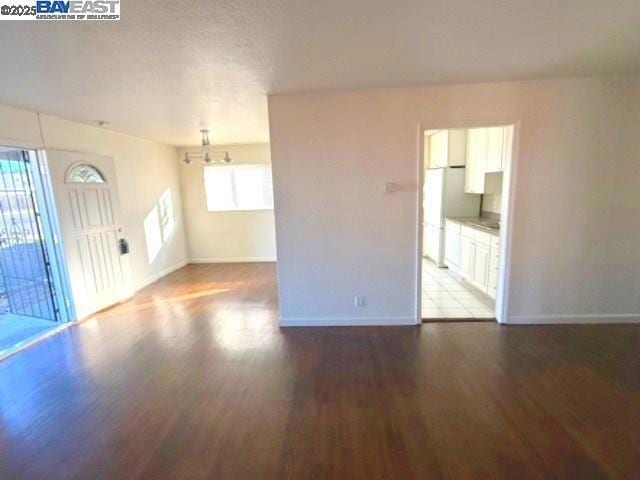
45, 151, 133, 319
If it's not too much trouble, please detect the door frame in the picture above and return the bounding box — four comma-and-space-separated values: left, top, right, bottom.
0, 145, 76, 324
415, 119, 521, 324
2, 141, 134, 323
31, 150, 77, 322
43, 149, 133, 320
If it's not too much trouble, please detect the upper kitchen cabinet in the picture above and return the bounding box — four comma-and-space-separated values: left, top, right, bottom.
486, 125, 514, 172
464, 128, 487, 193
425, 129, 467, 169
486, 127, 504, 172
465, 125, 513, 193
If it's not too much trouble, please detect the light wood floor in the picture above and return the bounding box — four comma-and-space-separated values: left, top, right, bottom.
1, 262, 639, 479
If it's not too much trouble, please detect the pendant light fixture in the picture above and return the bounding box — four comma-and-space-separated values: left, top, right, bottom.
182, 129, 232, 165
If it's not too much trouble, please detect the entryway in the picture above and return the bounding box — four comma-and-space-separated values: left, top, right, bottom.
0, 148, 71, 356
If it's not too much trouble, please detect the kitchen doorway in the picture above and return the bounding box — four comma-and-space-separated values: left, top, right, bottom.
417, 124, 517, 322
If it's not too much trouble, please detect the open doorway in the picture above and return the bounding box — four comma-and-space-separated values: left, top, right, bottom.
419, 125, 515, 321
0, 148, 73, 357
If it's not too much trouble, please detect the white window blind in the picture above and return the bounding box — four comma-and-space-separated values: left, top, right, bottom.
204, 164, 274, 212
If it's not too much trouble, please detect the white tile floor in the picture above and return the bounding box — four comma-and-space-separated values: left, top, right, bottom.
421, 260, 495, 320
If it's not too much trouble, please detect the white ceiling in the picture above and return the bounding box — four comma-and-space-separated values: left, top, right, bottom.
1, 0, 639, 146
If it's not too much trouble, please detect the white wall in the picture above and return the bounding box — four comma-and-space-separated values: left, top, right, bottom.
0, 104, 188, 290
178, 143, 276, 263
482, 193, 502, 214
268, 76, 640, 325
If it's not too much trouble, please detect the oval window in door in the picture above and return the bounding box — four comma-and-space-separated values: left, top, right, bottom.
65, 163, 106, 184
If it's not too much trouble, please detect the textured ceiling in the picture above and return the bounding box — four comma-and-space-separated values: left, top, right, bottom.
0, 0, 639, 146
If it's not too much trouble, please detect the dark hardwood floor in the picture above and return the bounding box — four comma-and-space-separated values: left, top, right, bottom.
1, 262, 639, 479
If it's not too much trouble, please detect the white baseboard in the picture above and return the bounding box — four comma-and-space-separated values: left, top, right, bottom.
280, 316, 418, 327
190, 257, 277, 264
506, 313, 640, 325
137, 259, 188, 290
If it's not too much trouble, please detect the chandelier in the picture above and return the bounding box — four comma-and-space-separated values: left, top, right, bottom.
182, 129, 232, 164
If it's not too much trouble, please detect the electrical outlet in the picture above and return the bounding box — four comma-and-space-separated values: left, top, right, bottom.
354, 296, 365, 308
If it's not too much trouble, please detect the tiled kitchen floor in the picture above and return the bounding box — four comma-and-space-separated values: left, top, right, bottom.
422, 260, 495, 320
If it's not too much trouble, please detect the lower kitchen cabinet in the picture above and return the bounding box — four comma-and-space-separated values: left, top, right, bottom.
460, 235, 474, 280
487, 235, 500, 299
488, 270, 499, 299
471, 242, 490, 291
452, 222, 500, 300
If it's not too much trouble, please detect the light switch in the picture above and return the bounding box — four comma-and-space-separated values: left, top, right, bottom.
384, 182, 399, 193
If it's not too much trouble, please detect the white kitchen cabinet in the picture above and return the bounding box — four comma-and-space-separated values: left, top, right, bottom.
429, 130, 448, 168
488, 270, 499, 299
489, 236, 500, 272
444, 220, 461, 272
465, 126, 513, 192
485, 127, 504, 172
487, 125, 514, 172
461, 225, 476, 240
471, 243, 490, 291
464, 128, 487, 193
487, 272, 498, 300
487, 236, 501, 299
426, 129, 467, 169
458, 224, 501, 298
460, 235, 474, 280
447, 129, 467, 167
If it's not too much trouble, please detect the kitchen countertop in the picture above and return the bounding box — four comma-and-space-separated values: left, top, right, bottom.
446, 216, 500, 235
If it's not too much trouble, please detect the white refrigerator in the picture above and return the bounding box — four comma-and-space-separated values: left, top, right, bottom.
423, 167, 480, 266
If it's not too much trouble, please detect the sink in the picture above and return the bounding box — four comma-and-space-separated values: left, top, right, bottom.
468, 220, 499, 230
